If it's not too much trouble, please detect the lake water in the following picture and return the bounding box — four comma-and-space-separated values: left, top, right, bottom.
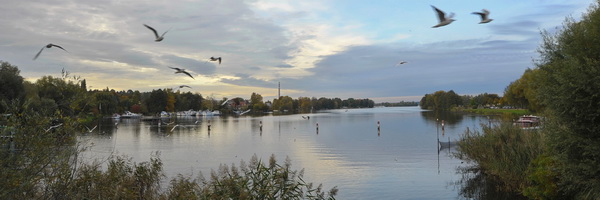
79, 106, 491, 199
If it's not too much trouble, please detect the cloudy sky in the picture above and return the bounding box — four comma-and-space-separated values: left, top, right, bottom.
0, 0, 594, 102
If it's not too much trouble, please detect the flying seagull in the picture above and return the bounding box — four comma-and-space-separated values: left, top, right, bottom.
472, 9, 493, 24
85, 125, 98, 133
169, 67, 195, 79
431, 5, 455, 28
209, 57, 222, 64
395, 61, 408, 66
143, 24, 169, 42
33, 44, 68, 60
45, 123, 63, 133
179, 85, 192, 89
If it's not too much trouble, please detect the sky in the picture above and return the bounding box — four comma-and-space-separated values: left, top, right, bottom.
0, 0, 595, 102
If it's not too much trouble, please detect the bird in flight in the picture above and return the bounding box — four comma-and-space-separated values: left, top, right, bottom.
45, 123, 63, 133
85, 125, 98, 133
209, 57, 222, 64
396, 61, 408, 66
169, 66, 195, 79
431, 5, 455, 28
179, 85, 192, 89
472, 9, 493, 24
33, 44, 68, 60
143, 24, 169, 42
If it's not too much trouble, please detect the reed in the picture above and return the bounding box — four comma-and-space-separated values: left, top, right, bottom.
455, 122, 545, 193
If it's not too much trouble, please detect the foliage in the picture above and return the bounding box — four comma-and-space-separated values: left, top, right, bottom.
0, 61, 25, 111
461, 108, 530, 117
455, 123, 545, 194
419, 90, 463, 110
501, 68, 544, 112
164, 154, 338, 200
375, 101, 419, 107
534, 1, 600, 198
523, 154, 561, 200
0, 100, 80, 199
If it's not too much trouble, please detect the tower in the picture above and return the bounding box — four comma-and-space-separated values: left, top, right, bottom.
278, 82, 280, 99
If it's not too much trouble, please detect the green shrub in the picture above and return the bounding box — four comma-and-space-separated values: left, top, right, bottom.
456, 123, 544, 193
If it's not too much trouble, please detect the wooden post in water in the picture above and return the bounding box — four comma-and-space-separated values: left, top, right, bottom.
377, 121, 381, 136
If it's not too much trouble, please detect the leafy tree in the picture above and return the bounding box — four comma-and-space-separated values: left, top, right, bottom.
145, 89, 167, 114
535, 2, 600, 198
0, 61, 25, 112
94, 91, 118, 115
298, 97, 312, 113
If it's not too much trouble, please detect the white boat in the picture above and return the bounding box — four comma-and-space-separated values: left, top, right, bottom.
176, 110, 197, 116
513, 115, 541, 129
160, 111, 171, 118
198, 110, 221, 116
121, 111, 142, 118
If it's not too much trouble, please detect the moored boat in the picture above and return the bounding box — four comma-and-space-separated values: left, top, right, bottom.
121, 111, 142, 118
513, 115, 541, 129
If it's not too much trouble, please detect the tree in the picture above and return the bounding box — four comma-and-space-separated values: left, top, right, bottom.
249, 92, 267, 112
535, 2, 600, 198
0, 61, 25, 112
145, 89, 167, 114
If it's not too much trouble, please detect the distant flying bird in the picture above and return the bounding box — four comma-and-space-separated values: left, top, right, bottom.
209, 57, 222, 64
179, 85, 192, 89
431, 5, 455, 28
45, 123, 63, 133
472, 9, 493, 24
143, 24, 169, 42
85, 125, 98, 133
33, 44, 68, 60
396, 61, 408, 66
169, 66, 195, 79
170, 124, 180, 132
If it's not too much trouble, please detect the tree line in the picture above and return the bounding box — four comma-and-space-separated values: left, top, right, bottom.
419, 90, 500, 110
0, 62, 375, 117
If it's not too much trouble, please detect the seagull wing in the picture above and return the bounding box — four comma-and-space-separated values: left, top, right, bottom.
471, 12, 485, 20
431, 6, 446, 22
168, 66, 181, 71
50, 44, 68, 52
161, 27, 171, 37
33, 46, 45, 60
218, 57, 221, 64
144, 24, 160, 39
182, 70, 195, 79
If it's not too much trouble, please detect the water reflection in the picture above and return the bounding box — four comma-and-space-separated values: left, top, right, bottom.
420, 110, 465, 125
454, 166, 526, 200
79, 107, 514, 199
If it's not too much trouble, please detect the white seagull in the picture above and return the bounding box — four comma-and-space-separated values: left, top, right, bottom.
143, 24, 169, 42
431, 5, 455, 28
85, 125, 98, 133
472, 9, 493, 24
33, 44, 68, 60
170, 124, 180, 132
168, 67, 195, 79
45, 123, 63, 133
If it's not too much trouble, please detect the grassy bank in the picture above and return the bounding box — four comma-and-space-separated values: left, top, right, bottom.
455, 123, 545, 195
461, 108, 530, 116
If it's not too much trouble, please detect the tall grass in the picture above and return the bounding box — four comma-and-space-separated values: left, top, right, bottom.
455, 123, 545, 193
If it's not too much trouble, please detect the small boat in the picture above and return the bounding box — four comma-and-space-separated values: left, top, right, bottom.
120, 111, 142, 118
513, 115, 541, 129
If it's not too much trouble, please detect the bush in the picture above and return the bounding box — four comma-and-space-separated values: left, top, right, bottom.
455, 123, 544, 194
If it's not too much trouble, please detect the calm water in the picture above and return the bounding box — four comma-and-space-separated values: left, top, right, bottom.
79, 106, 491, 199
